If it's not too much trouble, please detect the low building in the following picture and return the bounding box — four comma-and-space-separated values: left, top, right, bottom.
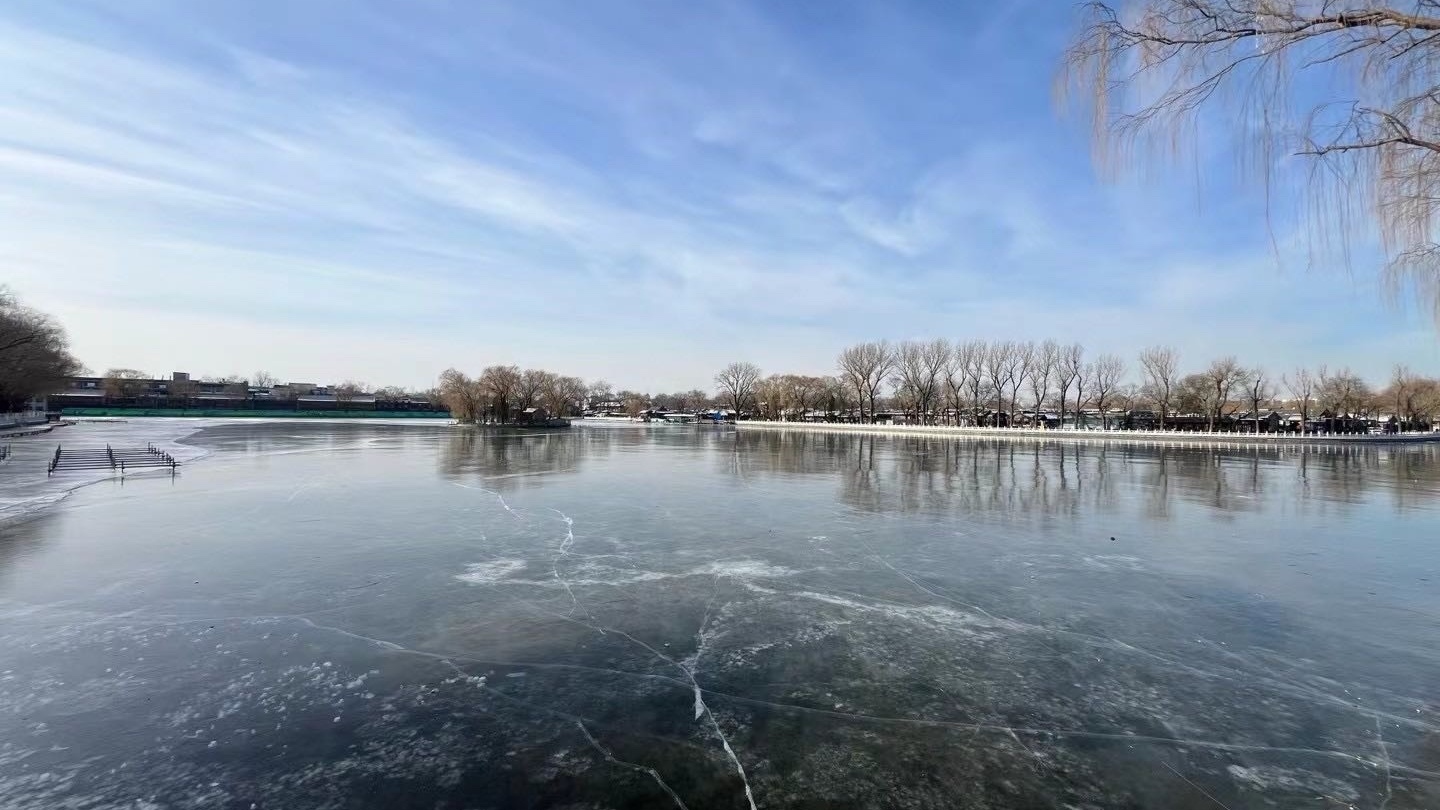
48, 372, 444, 415
515, 406, 550, 425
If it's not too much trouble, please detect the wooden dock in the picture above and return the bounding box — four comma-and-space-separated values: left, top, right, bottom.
47, 443, 180, 476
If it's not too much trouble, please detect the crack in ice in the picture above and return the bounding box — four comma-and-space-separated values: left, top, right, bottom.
548, 508, 587, 618
679, 575, 756, 810
851, 544, 1436, 741
1376, 713, 1394, 810
451, 482, 521, 519
575, 721, 691, 810
77, 608, 1439, 788
560, 589, 757, 810
1162, 761, 1233, 810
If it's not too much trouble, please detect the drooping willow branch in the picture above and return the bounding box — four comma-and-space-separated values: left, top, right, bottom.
1061, 1, 1440, 321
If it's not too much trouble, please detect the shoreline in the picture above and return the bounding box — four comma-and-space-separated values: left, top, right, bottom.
0, 419, 212, 528
734, 420, 1440, 446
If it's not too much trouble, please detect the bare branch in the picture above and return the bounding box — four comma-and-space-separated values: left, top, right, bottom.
1061, 0, 1440, 322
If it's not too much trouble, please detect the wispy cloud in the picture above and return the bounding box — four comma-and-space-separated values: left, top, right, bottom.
0, 2, 1429, 389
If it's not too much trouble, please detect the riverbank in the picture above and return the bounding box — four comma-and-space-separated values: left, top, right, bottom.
735, 420, 1440, 445
0, 418, 212, 526
0, 421, 66, 439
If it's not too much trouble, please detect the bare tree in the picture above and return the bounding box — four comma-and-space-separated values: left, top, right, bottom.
1283, 368, 1314, 432
715, 362, 762, 416
1056, 343, 1084, 428
755, 375, 785, 420
1090, 353, 1126, 429
819, 375, 852, 420
1246, 368, 1275, 433
779, 375, 823, 421
1008, 341, 1037, 423
252, 370, 279, 388
559, 376, 589, 416
1062, 1, 1440, 321
837, 341, 895, 423
539, 374, 567, 415
334, 380, 365, 409
1202, 357, 1250, 431
0, 290, 80, 412
1319, 367, 1371, 417
517, 368, 550, 410
618, 390, 650, 418
438, 368, 484, 422
587, 380, 613, 409
1386, 364, 1421, 428
103, 368, 150, 400
919, 339, 952, 424
1030, 339, 1059, 420
1407, 376, 1440, 426
1175, 373, 1211, 417
1138, 346, 1180, 429
1115, 383, 1142, 415
950, 339, 985, 425
894, 339, 951, 424
675, 389, 710, 413
982, 341, 1016, 425
480, 365, 522, 423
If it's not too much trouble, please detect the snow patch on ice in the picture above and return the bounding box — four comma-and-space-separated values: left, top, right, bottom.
688, 560, 798, 580
1226, 764, 1359, 801
454, 559, 528, 585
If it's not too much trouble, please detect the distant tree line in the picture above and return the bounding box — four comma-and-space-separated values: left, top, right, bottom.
712, 341, 1440, 433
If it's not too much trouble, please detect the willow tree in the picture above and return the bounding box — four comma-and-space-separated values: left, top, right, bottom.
1062, 1, 1440, 320
438, 368, 484, 422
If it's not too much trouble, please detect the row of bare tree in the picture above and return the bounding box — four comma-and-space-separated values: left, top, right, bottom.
715, 341, 1440, 431
438, 366, 587, 423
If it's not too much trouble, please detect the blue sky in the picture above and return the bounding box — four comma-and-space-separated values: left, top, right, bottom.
1, 0, 1434, 391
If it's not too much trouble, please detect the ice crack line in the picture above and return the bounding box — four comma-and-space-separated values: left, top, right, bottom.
576, 721, 691, 810
586, 614, 755, 810
863, 547, 1413, 732
702, 688, 1440, 778
685, 575, 724, 720
679, 575, 756, 810
144, 611, 1437, 788
548, 508, 587, 618
1162, 761, 1233, 810
452, 482, 521, 520
1376, 713, 1394, 810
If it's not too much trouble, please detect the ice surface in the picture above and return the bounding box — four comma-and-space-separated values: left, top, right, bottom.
1, 423, 1438, 808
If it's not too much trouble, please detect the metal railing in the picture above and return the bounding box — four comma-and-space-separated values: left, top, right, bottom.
47, 443, 179, 476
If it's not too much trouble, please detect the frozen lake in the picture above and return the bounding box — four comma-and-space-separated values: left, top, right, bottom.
1, 420, 1438, 808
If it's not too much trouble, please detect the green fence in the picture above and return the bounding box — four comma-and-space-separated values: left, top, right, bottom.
61, 408, 453, 419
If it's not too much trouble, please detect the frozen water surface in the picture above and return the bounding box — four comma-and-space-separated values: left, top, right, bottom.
1, 420, 1438, 808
